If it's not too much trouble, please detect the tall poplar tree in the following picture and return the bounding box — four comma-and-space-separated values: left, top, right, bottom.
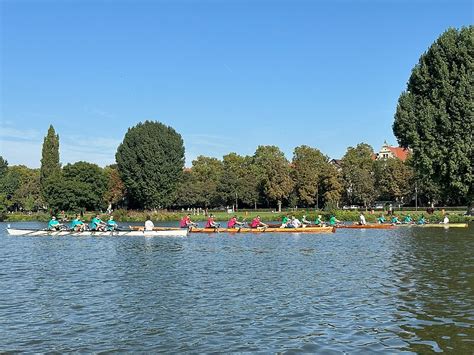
393, 26, 473, 209
40, 125, 61, 201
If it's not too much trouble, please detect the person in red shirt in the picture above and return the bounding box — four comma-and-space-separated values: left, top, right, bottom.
227, 216, 244, 229
250, 216, 268, 229
179, 214, 197, 229
205, 214, 220, 229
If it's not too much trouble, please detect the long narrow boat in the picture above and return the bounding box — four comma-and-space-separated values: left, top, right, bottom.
188, 226, 335, 234
337, 224, 395, 229
397, 223, 468, 228
6, 228, 188, 237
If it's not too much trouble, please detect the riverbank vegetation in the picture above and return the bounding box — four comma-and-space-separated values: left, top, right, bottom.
0, 27, 472, 221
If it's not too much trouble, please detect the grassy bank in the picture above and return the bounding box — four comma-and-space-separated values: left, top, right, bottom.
3, 209, 472, 224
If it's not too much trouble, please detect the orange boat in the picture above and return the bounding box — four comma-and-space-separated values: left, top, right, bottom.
189, 226, 336, 234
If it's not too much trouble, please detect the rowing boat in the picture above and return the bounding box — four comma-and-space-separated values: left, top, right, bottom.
188, 226, 336, 233
337, 224, 396, 229
6, 228, 188, 237
397, 223, 468, 228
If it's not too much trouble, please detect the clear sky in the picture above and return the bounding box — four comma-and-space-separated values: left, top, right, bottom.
0, 0, 472, 168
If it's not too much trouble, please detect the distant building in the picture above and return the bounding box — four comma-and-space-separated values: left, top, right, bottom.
330, 159, 342, 171
374, 141, 409, 162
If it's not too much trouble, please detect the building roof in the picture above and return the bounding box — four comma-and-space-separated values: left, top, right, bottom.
387, 146, 409, 161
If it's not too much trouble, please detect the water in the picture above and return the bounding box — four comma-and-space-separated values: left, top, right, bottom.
1, 222, 473, 353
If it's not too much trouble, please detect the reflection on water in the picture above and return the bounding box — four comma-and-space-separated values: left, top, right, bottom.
0, 222, 472, 352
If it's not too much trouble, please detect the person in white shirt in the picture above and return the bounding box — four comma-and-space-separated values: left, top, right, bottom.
144, 217, 154, 231
442, 214, 449, 224
302, 215, 311, 226
359, 213, 367, 225
291, 216, 302, 228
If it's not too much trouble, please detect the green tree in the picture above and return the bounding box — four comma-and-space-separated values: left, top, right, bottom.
253, 145, 293, 211
40, 125, 60, 203
393, 26, 473, 209
340, 143, 377, 208
116, 121, 185, 209
320, 163, 343, 207
103, 165, 126, 209
374, 158, 414, 204
0, 165, 42, 212
0, 156, 8, 178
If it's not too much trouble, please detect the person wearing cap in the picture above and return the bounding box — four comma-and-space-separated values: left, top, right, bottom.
106, 216, 118, 231
90, 215, 106, 231
302, 215, 312, 226
47, 216, 61, 231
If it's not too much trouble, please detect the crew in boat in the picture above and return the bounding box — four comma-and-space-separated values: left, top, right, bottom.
314, 215, 325, 226
180, 214, 198, 229
358, 212, 367, 226
250, 216, 268, 229
328, 215, 341, 226
391, 215, 401, 224
403, 214, 413, 224
70, 215, 86, 232
377, 214, 386, 224
302, 215, 312, 226
280, 215, 290, 228
205, 214, 220, 229
227, 215, 244, 229
441, 214, 449, 224
288, 216, 302, 228
106, 216, 118, 231
90, 215, 106, 231
417, 215, 426, 225
47, 216, 61, 231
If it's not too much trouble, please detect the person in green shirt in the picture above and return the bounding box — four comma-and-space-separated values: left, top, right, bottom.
377, 214, 386, 224
106, 216, 118, 231
70, 215, 86, 232
47, 216, 61, 231
403, 215, 413, 224
281, 215, 290, 228
314, 215, 325, 226
417, 215, 426, 225
328, 215, 340, 226
391, 215, 400, 224
90, 215, 106, 231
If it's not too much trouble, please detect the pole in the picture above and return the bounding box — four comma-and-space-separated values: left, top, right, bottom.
415, 183, 418, 212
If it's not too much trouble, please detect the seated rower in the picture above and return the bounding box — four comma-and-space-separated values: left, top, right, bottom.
205, 214, 220, 229
70, 215, 86, 232
106, 216, 118, 231
358, 212, 367, 226
314, 215, 325, 226
328, 215, 341, 226
441, 214, 449, 224
417, 215, 426, 225
145, 216, 155, 231
180, 214, 198, 229
302, 215, 312, 226
280, 215, 290, 228
47, 216, 62, 231
90, 215, 106, 231
288, 216, 302, 228
227, 215, 244, 229
377, 214, 386, 224
250, 216, 268, 229
391, 215, 401, 224
403, 215, 413, 224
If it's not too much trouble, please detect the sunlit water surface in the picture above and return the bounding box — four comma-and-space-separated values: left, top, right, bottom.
1, 222, 473, 353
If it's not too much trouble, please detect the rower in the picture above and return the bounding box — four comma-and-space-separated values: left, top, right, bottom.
417, 215, 426, 225
391, 215, 401, 224
314, 215, 325, 226
377, 214, 386, 224
205, 214, 220, 229
250, 216, 268, 229
328, 215, 340, 226
180, 214, 198, 229
281, 215, 290, 228
302, 215, 312, 226
47, 216, 61, 231
90, 215, 106, 231
359, 212, 367, 226
145, 216, 154, 231
441, 214, 449, 225
289, 216, 302, 228
227, 215, 244, 229
403, 214, 413, 224
106, 216, 118, 231
70, 215, 86, 232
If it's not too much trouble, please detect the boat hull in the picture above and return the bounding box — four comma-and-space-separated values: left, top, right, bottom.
398, 223, 468, 228
6, 228, 188, 237
337, 224, 395, 229
189, 226, 335, 234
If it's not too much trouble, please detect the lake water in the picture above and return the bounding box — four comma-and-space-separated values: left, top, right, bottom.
1, 222, 473, 353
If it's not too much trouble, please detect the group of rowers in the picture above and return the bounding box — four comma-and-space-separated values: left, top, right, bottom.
47, 215, 119, 231
359, 212, 449, 225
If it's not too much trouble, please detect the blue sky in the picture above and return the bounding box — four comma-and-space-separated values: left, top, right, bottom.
1, 0, 472, 167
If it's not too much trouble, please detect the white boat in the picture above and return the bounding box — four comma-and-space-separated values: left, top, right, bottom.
6, 228, 188, 237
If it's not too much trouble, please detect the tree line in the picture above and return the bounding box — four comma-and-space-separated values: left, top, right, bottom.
0, 26, 471, 215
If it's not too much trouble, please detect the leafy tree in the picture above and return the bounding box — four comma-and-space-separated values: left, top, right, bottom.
40, 125, 60, 202
340, 143, 377, 208
103, 165, 126, 209
320, 163, 343, 207
238, 156, 261, 209
374, 158, 414, 204
292, 145, 330, 207
393, 26, 473, 209
116, 121, 185, 209
0, 165, 42, 212
0, 156, 8, 178
253, 145, 293, 211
